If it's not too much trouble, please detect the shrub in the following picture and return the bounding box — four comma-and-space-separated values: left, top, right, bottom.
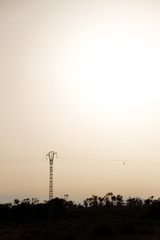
120, 221, 137, 235
92, 222, 113, 238
139, 226, 153, 235
147, 201, 160, 219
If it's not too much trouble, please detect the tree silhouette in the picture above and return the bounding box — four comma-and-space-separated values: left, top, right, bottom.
106, 192, 113, 205
116, 195, 123, 206
111, 195, 117, 205
14, 199, 20, 205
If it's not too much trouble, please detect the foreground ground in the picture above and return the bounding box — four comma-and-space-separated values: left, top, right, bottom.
1, 206, 160, 240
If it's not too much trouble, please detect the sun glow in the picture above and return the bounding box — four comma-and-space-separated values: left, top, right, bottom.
75, 33, 160, 110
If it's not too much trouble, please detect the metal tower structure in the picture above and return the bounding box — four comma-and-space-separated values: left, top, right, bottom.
46, 151, 57, 200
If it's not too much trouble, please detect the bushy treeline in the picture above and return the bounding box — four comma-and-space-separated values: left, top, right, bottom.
83, 193, 156, 207
0, 198, 70, 222
1, 193, 160, 222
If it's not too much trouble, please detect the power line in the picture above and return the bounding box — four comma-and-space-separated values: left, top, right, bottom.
1, 156, 160, 165
58, 156, 160, 164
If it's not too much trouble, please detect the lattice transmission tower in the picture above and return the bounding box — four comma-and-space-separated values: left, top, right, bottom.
46, 151, 57, 200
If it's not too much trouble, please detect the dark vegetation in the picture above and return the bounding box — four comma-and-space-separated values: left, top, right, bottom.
1, 193, 160, 239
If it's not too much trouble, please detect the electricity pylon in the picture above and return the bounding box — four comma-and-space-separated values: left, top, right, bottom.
46, 151, 57, 200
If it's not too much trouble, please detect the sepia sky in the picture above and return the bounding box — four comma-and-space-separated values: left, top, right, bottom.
1, 0, 160, 203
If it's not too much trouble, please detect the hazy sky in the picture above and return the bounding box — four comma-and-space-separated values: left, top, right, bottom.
1, 0, 160, 203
